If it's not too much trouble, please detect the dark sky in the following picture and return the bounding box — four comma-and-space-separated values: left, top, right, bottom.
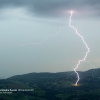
0, 0, 100, 17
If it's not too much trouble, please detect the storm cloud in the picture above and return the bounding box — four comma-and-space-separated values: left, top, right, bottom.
0, 0, 100, 17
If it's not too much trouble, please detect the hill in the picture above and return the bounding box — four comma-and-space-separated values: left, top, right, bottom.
0, 68, 100, 100
7, 68, 100, 82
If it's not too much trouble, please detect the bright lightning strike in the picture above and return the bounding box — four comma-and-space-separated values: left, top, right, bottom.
20, 11, 90, 86
69, 11, 90, 86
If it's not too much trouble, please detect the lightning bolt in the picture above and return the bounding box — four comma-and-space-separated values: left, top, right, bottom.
20, 26, 68, 46
20, 11, 90, 86
67, 60, 96, 83
69, 11, 90, 85
85, 60, 96, 81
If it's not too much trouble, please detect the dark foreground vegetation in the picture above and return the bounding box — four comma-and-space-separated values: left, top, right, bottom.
0, 68, 100, 100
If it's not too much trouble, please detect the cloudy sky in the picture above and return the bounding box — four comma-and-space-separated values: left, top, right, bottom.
0, 0, 100, 78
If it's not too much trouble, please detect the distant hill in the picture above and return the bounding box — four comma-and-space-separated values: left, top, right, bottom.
7, 68, 100, 82
7, 72, 70, 82
0, 68, 100, 100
